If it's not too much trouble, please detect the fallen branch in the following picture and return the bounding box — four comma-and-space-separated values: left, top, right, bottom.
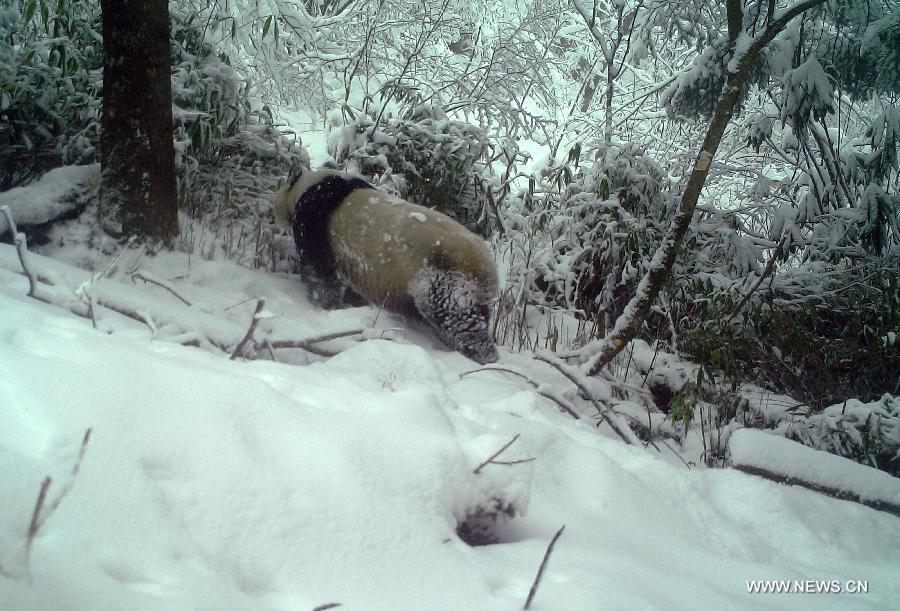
460, 366, 581, 419
523, 525, 566, 609
535, 351, 639, 445
734, 464, 900, 517
268, 328, 364, 357
729, 428, 900, 517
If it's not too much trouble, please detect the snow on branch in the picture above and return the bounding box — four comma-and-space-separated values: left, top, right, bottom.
0, 165, 99, 234
535, 351, 640, 446
460, 365, 582, 420
0, 243, 366, 362
729, 429, 900, 517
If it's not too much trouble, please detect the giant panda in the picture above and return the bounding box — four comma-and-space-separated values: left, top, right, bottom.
273, 166, 499, 364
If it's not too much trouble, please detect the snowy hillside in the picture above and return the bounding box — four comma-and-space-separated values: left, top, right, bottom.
1, 220, 899, 610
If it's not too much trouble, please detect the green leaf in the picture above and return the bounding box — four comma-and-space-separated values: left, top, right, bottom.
262, 15, 272, 37
599, 178, 610, 200
39, 0, 49, 30
25, 0, 37, 23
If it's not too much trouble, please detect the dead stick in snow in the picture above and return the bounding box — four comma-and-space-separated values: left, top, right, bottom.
25, 477, 52, 560
535, 351, 638, 445
474, 434, 522, 474
131, 270, 193, 306
231, 298, 266, 360
42, 429, 92, 519
523, 525, 566, 609
460, 366, 581, 420
24, 428, 92, 567
267, 329, 364, 357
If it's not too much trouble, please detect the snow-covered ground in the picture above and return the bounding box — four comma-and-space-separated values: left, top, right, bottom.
1, 222, 899, 610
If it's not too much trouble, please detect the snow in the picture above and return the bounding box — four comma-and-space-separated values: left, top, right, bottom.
2, 226, 900, 608
0, 164, 99, 234
729, 429, 900, 508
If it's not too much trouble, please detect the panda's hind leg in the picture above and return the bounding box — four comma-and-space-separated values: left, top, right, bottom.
300, 263, 366, 309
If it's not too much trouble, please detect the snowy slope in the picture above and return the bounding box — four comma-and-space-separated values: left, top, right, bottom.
1, 238, 899, 610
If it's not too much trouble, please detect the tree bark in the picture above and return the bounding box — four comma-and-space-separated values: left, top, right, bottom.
100, 0, 178, 241
582, 0, 829, 376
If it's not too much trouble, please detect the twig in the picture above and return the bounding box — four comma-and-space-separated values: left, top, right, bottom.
131, 270, 193, 306
474, 434, 522, 474
262, 339, 278, 362
1, 205, 38, 297
25, 477, 52, 560
42, 429, 92, 518
99, 237, 138, 279
224, 296, 256, 311
268, 328, 363, 357
312, 604, 342, 611
726, 232, 787, 323
231, 298, 266, 360
460, 366, 581, 419
25, 428, 92, 567
523, 525, 566, 609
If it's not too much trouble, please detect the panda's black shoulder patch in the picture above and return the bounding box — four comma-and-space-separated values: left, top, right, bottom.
292, 175, 371, 279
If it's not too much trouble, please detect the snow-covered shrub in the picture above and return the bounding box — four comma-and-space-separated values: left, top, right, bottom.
776, 394, 900, 477
168, 4, 306, 268
672, 255, 899, 410
0, 3, 102, 189
329, 105, 492, 235
525, 143, 674, 334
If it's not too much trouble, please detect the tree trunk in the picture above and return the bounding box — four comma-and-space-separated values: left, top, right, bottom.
580, 0, 829, 376
100, 0, 178, 241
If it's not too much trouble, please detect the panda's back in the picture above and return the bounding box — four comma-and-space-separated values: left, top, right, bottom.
328, 189, 496, 313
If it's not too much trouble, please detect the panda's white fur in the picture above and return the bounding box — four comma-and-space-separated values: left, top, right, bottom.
274, 167, 499, 363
